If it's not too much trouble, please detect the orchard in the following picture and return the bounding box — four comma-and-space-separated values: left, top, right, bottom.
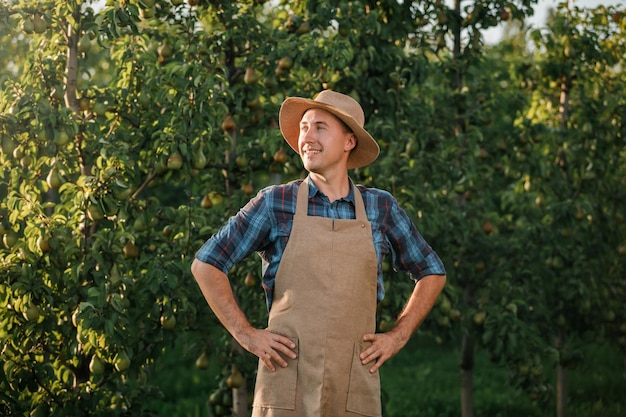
1, 1, 624, 417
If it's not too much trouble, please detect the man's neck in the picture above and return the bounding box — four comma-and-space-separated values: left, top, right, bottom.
308, 172, 351, 203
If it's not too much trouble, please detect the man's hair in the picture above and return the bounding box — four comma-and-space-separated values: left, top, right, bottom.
331, 113, 356, 152
334, 114, 353, 135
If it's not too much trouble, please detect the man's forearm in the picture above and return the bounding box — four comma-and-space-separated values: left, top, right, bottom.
391, 274, 446, 344
191, 259, 253, 341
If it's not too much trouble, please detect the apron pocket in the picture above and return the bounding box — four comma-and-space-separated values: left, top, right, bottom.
346, 342, 382, 417
252, 337, 299, 410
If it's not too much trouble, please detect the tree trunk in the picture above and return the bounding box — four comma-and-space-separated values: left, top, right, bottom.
556, 330, 568, 417
556, 363, 568, 417
556, 11, 572, 412
231, 338, 250, 417
452, 0, 464, 138
64, 22, 78, 112
232, 365, 249, 417
460, 333, 474, 417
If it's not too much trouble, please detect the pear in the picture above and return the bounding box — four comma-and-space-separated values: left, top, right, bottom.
132, 215, 148, 232
244, 67, 259, 85
79, 97, 91, 112
37, 236, 51, 253
244, 272, 257, 287
167, 151, 183, 170
277, 57, 293, 70
473, 311, 486, 326
139, 6, 155, 19
89, 355, 105, 375
162, 224, 174, 237
22, 19, 34, 34
195, 352, 211, 370
273, 148, 287, 164
201, 194, 213, 209
87, 204, 105, 221
221, 115, 236, 132
235, 155, 248, 168
32, 14, 47, 34
13, 146, 24, 159
23, 304, 40, 322
110, 264, 121, 284
46, 167, 63, 189
438, 295, 452, 314
226, 367, 243, 388
78, 34, 92, 54
1, 135, 18, 155
20, 155, 32, 169
160, 313, 176, 330
123, 241, 139, 259
192, 147, 207, 170
54, 130, 70, 146
157, 42, 173, 59
114, 352, 131, 372
241, 182, 254, 196
92, 102, 107, 116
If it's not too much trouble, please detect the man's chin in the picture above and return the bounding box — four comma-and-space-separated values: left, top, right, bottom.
302, 160, 317, 172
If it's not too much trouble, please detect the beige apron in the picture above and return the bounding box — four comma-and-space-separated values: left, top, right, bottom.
252, 179, 382, 417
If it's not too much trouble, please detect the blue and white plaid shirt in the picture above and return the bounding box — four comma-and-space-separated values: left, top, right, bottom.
195, 177, 446, 310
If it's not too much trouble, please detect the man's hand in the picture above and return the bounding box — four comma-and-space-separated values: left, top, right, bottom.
360, 274, 446, 373
238, 328, 297, 372
359, 331, 404, 373
192, 260, 297, 371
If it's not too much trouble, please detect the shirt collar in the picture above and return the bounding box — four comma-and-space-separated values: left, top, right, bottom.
305, 175, 355, 204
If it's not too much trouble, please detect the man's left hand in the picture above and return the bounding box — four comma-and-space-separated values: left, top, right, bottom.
359, 331, 405, 373
360, 274, 446, 373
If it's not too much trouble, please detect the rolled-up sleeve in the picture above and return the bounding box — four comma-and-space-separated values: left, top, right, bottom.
385, 198, 446, 280
195, 190, 271, 274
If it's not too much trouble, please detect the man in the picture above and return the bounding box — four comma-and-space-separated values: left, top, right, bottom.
191, 90, 446, 417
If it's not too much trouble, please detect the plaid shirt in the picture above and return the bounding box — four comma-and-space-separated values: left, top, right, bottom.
195, 177, 446, 309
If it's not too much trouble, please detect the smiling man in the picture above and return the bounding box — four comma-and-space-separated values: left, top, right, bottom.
191, 90, 446, 417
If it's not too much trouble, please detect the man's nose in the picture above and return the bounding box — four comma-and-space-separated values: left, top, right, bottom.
300, 128, 315, 143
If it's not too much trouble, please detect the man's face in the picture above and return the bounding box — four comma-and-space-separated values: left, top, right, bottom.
297, 109, 355, 175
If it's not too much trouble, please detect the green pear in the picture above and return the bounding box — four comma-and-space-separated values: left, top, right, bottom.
46, 167, 63, 189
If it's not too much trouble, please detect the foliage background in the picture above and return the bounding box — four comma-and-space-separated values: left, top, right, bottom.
1, 0, 625, 416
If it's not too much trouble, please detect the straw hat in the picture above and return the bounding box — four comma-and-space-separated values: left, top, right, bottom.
278, 90, 380, 169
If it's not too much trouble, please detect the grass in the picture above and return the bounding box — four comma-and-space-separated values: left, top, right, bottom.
565, 342, 625, 417
380, 334, 542, 417
147, 333, 626, 417
381, 334, 625, 417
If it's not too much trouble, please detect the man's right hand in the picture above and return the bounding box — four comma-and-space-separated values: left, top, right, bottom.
238, 328, 297, 372
191, 260, 297, 371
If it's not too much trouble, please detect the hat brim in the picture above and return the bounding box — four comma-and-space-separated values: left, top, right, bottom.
279, 97, 380, 169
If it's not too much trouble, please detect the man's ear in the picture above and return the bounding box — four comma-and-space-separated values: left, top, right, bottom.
345, 133, 357, 152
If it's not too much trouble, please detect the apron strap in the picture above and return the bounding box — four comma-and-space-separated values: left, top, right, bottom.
296, 177, 368, 221
295, 179, 310, 216
351, 180, 367, 222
